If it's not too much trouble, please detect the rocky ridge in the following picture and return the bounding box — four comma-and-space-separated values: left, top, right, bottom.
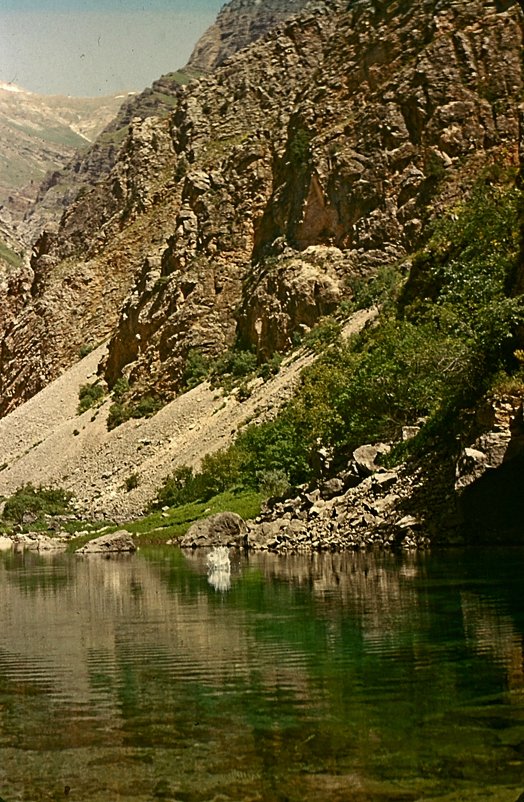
14, 0, 313, 251
186, 0, 322, 73
1, 0, 521, 422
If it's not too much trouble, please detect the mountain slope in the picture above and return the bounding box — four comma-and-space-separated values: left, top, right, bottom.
1, 0, 520, 415
16, 0, 314, 251
0, 83, 128, 247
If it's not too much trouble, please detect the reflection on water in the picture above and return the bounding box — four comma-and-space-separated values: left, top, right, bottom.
206, 546, 232, 592
0, 546, 523, 802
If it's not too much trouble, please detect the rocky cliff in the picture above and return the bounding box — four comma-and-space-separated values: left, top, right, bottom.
0, 0, 522, 544
186, 0, 321, 73
16, 0, 313, 254
1, 0, 523, 418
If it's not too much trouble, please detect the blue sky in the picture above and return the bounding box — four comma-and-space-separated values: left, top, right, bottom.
0, 0, 224, 96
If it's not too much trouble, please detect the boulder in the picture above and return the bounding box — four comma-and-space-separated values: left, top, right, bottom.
180, 512, 247, 549
76, 530, 137, 554
0, 536, 13, 551
352, 443, 391, 476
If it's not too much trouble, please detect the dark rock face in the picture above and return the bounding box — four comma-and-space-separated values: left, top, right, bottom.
0, 0, 522, 417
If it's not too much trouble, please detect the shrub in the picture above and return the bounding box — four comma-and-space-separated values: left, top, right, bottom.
303, 317, 342, 352
153, 465, 197, 508
77, 383, 105, 414
211, 348, 258, 384
3, 484, 74, 525
182, 349, 211, 389
107, 402, 130, 430
257, 352, 283, 381
107, 395, 163, 430
257, 469, 291, 499
124, 473, 140, 492
78, 343, 94, 358
111, 376, 130, 400
347, 264, 403, 312
288, 127, 311, 167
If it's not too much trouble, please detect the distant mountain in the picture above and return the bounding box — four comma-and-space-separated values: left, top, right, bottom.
0, 83, 130, 248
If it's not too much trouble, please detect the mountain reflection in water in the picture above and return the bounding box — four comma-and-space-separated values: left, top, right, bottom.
0, 547, 522, 802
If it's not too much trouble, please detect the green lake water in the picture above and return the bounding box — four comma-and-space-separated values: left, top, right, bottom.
0, 546, 523, 802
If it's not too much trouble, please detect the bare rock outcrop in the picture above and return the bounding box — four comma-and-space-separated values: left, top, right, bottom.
187, 0, 317, 73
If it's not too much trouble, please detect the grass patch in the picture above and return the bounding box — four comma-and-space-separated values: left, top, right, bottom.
123, 489, 263, 546
0, 240, 24, 269
64, 490, 262, 550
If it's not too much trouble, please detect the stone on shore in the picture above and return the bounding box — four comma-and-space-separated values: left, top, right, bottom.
181, 512, 247, 548
76, 530, 137, 554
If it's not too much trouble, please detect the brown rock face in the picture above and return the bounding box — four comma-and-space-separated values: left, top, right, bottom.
0, 0, 522, 416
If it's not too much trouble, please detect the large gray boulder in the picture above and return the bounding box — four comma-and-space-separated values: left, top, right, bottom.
352, 443, 391, 476
76, 530, 136, 554
180, 512, 247, 549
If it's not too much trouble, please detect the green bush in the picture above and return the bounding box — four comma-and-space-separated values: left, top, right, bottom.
111, 376, 130, 400
152, 447, 245, 509
347, 264, 403, 312
78, 343, 94, 358
288, 127, 311, 167
153, 465, 197, 508
77, 383, 105, 414
3, 484, 74, 525
212, 348, 258, 383
107, 402, 130, 430
182, 349, 211, 389
303, 317, 342, 352
124, 473, 140, 492
257, 469, 291, 499
107, 395, 163, 430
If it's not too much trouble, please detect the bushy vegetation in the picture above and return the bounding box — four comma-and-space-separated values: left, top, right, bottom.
2, 484, 74, 525
181, 344, 281, 394
77, 382, 105, 414
151, 180, 522, 508
107, 394, 163, 430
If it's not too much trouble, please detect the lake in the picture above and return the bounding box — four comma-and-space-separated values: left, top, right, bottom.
0, 545, 523, 802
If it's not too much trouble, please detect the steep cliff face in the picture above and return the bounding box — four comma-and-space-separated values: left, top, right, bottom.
17, 0, 312, 251
105, 0, 523, 396
0, 0, 522, 418
186, 0, 319, 73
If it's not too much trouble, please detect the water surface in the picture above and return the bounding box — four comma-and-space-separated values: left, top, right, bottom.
0, 546, 523, 802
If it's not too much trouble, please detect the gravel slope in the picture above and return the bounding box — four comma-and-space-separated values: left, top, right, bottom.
0, 309, 375, 521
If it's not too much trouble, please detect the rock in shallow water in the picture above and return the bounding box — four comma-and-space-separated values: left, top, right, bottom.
75, 530, 137, 554
181, 511, 246, 548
